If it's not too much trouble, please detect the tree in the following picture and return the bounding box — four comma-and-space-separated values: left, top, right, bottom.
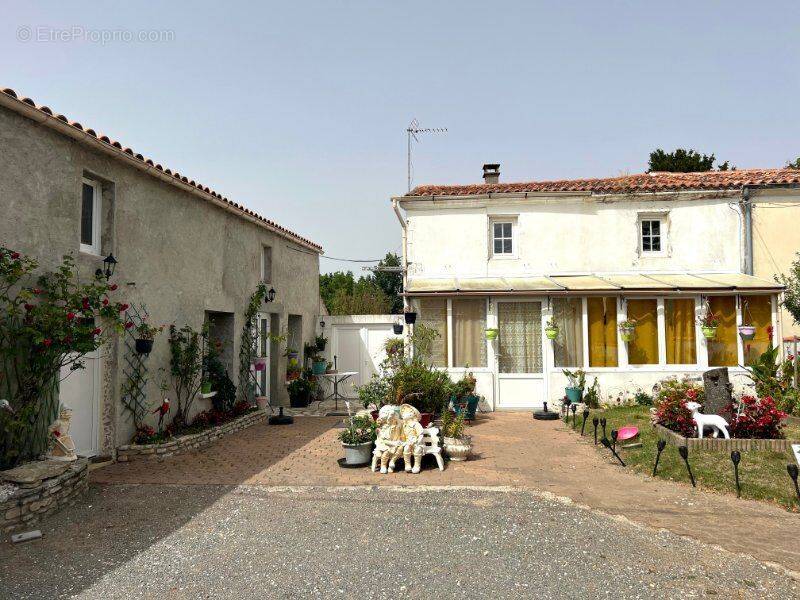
786, 157, 800, 169
648, 148, 733, 173
373, 253, 403, 314
779, 252, 800, 325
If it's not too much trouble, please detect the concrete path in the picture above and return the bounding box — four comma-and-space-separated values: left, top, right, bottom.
1, 485, 797, 599
91, 413, 800, 573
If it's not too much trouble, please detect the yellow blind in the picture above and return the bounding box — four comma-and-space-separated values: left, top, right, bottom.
665, 298, 696, 364
627, 299, 658, 365
743, 295, 772, 365
708, 295, 737, 367
588, 297, 618, 367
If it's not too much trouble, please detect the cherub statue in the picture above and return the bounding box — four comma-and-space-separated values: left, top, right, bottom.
372, 404, 404, 473
46, 405, 77, 462
399, 404, 424, 474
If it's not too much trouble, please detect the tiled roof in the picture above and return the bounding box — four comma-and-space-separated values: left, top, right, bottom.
406, 169, 800, 197
0, 87, 322, 252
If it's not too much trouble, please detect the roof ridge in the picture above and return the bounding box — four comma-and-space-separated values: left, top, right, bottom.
0, 86, 322, 252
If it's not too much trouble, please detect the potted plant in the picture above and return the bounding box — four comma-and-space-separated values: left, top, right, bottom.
393, 320, 404, 335
485, 327, 499, 341
544, 318, 559, 340
404, 310, 417, 325
440, 410, 471, 461
739, 300, 755, 340
285, 347, 299, 361
134, 321, 163, 354
562, 368, 585, 404
618, 318, 636, 342
697, 309, 720, 340
315, 334, 327, 352
311, 352, 327, 375
287, 376, 314, 408
338, 413, 377, 465
451, 371, 479, 421
286, 357, 301, 381
253, 357, 267, 371
201, 379, 212, 394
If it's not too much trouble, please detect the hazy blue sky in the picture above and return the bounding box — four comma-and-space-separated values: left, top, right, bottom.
3, 2, 799, 273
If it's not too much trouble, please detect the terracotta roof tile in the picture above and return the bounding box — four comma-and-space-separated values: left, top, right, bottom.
0, 86, 322, 252
407, 169, 800, 197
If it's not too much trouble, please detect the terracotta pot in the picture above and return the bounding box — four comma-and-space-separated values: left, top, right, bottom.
256, 396, 269, 410
444, 435, 472, 461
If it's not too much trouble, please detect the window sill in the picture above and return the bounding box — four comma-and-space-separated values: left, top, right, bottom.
489, 255, 518, 261
79, 247, 103, 259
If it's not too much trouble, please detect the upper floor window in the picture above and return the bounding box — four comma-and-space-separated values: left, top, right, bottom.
492, 221, 514, 256
261, 245, 273, 282
80, 178, 102, 255
640, 218, 663, 254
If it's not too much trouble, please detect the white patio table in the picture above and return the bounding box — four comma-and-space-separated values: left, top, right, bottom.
317, 371, 358, 411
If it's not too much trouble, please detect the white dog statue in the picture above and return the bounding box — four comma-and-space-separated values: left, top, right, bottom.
685, 401, 730, 439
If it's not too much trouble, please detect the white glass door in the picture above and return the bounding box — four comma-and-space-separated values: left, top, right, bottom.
255, 313, 271, 399
496, 300, 546, 409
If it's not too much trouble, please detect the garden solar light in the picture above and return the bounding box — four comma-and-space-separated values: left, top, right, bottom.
610, 429, 618, 452
652, 439, 667, 477
601, 437, 625, 467
678, 446, 696, 488
600, 417, 607, 439
592, 417, 599, 445
581, 408, 590, 436
570, 403, 577, 426
730, 451, 741, 498
788, 464, 800, 504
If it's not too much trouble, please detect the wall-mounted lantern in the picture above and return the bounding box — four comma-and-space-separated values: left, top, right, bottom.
95, 253, 117, 281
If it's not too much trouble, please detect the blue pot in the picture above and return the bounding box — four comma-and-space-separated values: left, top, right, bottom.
565, 387, 583, 403
311, 360, 327, 375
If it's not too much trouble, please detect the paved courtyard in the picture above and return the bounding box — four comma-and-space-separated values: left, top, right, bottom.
92, 412, 800, 573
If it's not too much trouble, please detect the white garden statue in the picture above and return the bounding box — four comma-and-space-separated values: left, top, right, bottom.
46, 405, 78, 462
685, 401, 730, 439
372, 404, 404, 473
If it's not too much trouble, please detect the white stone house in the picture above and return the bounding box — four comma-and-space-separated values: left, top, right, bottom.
392, 165, 797, 409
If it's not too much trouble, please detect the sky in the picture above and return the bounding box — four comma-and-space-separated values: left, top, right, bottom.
2, 1, 800, 273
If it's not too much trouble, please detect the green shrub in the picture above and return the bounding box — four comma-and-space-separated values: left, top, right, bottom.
338, 414, 377, 444
390, 361, 451, 414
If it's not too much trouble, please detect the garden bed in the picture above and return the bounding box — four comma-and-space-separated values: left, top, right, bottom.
654, 423, 799, 452
117, 409, 266, 463
564, 405, 800, 510
1, 458, 89, 532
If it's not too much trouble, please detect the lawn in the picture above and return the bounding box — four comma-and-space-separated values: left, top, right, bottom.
563, 405, 800, 511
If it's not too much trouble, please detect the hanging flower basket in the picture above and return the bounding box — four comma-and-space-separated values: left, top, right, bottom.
619, 319, 636, 343
252, 357, 267, 371
404, 311, 417, 325
135, 338, 154, 354
393, 323, 404, 335
738, 325, 756, 340
701, 326, 718, 340
544, 318, 559, 340
485, 328, 499, 341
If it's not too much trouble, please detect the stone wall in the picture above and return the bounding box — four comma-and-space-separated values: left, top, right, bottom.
654, 424, 797, 452
117, 410, 266, 463
1, 459, 89, 532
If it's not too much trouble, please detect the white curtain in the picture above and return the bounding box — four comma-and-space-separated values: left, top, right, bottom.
553, 298, 583, 367
416, 298, 448, 367
498, 302, 542, 373
453, 299, 487, 367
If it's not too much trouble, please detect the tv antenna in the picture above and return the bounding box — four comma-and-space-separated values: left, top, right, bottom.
407, 119, 447, 192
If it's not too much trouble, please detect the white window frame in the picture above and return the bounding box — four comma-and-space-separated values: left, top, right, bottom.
80, 178, 102, 255
260, 244, 273, 283
638, 214, 667, 257
489, 218, 516, 259
415, 297, 491, 371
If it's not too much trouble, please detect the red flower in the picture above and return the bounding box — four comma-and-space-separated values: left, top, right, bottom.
82, 297, 91, 309
24, 303, 34, 311
119, 303, 129, 312
124, 321, 134, 329
43, 338, 52, 347
66, 312, 75, 321
53, 430, 61, 437
102, 298, 109, 306
33, 288, 42, 295
109, 284, 118, 291
92, 327, 102, 336
10, 252, 19, 260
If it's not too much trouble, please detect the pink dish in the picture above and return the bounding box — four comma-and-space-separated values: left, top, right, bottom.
617, 426, 639, 442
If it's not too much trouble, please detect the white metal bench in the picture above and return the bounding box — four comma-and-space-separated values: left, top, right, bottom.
370, 425, 444, 472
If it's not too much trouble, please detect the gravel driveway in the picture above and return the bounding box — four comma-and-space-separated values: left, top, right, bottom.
1, 484, 797, 599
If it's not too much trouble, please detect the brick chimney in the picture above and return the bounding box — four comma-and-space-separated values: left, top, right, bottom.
482, 163, 500, 184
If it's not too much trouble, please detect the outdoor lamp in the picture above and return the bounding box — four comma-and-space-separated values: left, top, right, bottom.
95, 253, 117, 280
653, 439, 667, 477
678, 446, 696, 488
592, 417, 599, 445
611, 429, 619, 451
731, 451, 742, 498
267, 287, 276, 303
581, 408, 589, 436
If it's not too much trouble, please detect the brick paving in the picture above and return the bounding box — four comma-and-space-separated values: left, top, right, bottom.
92, 412, 800, 573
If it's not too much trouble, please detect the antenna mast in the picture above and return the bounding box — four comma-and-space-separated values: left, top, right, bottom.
406, 119, 447, 192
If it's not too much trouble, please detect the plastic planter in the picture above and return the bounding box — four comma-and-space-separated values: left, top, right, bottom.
701, 326, 718, 340
311, 359, 327, 375
738, 325, 756, 340
404, 311, 418, 325
201, 381, 212, 394
393, 323, 404, 335
342, 441, 373, 465
135, 338, 154, 354
619, 327, 635, 343
565, 387, 583, 403
485, 328, 499, 341
545, 327, 559, 340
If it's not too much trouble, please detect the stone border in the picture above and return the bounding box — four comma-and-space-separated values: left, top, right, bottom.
116, 409, 266, 463
1, 459, 89, 533
653, 424, 797, 451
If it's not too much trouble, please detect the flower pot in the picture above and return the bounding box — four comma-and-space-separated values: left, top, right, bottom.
135, 338, 154, 354
619, 327, 634, 343
738, 325, 756, 340
545, 327, 559, 340
253, 357, 267, 371
201, 381, 212, 394
287, 351, 299, 361
342, 441, 373, 465
404, 311, 417, 325
444, 435, 472, 461
311, 359, 327, 375
420, 412, 433, 428
565, 387, 583, 403
485, 328, 499, 341
393, 323, 404, 335
701, 326, 718, 340
256, 396, 269, 410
